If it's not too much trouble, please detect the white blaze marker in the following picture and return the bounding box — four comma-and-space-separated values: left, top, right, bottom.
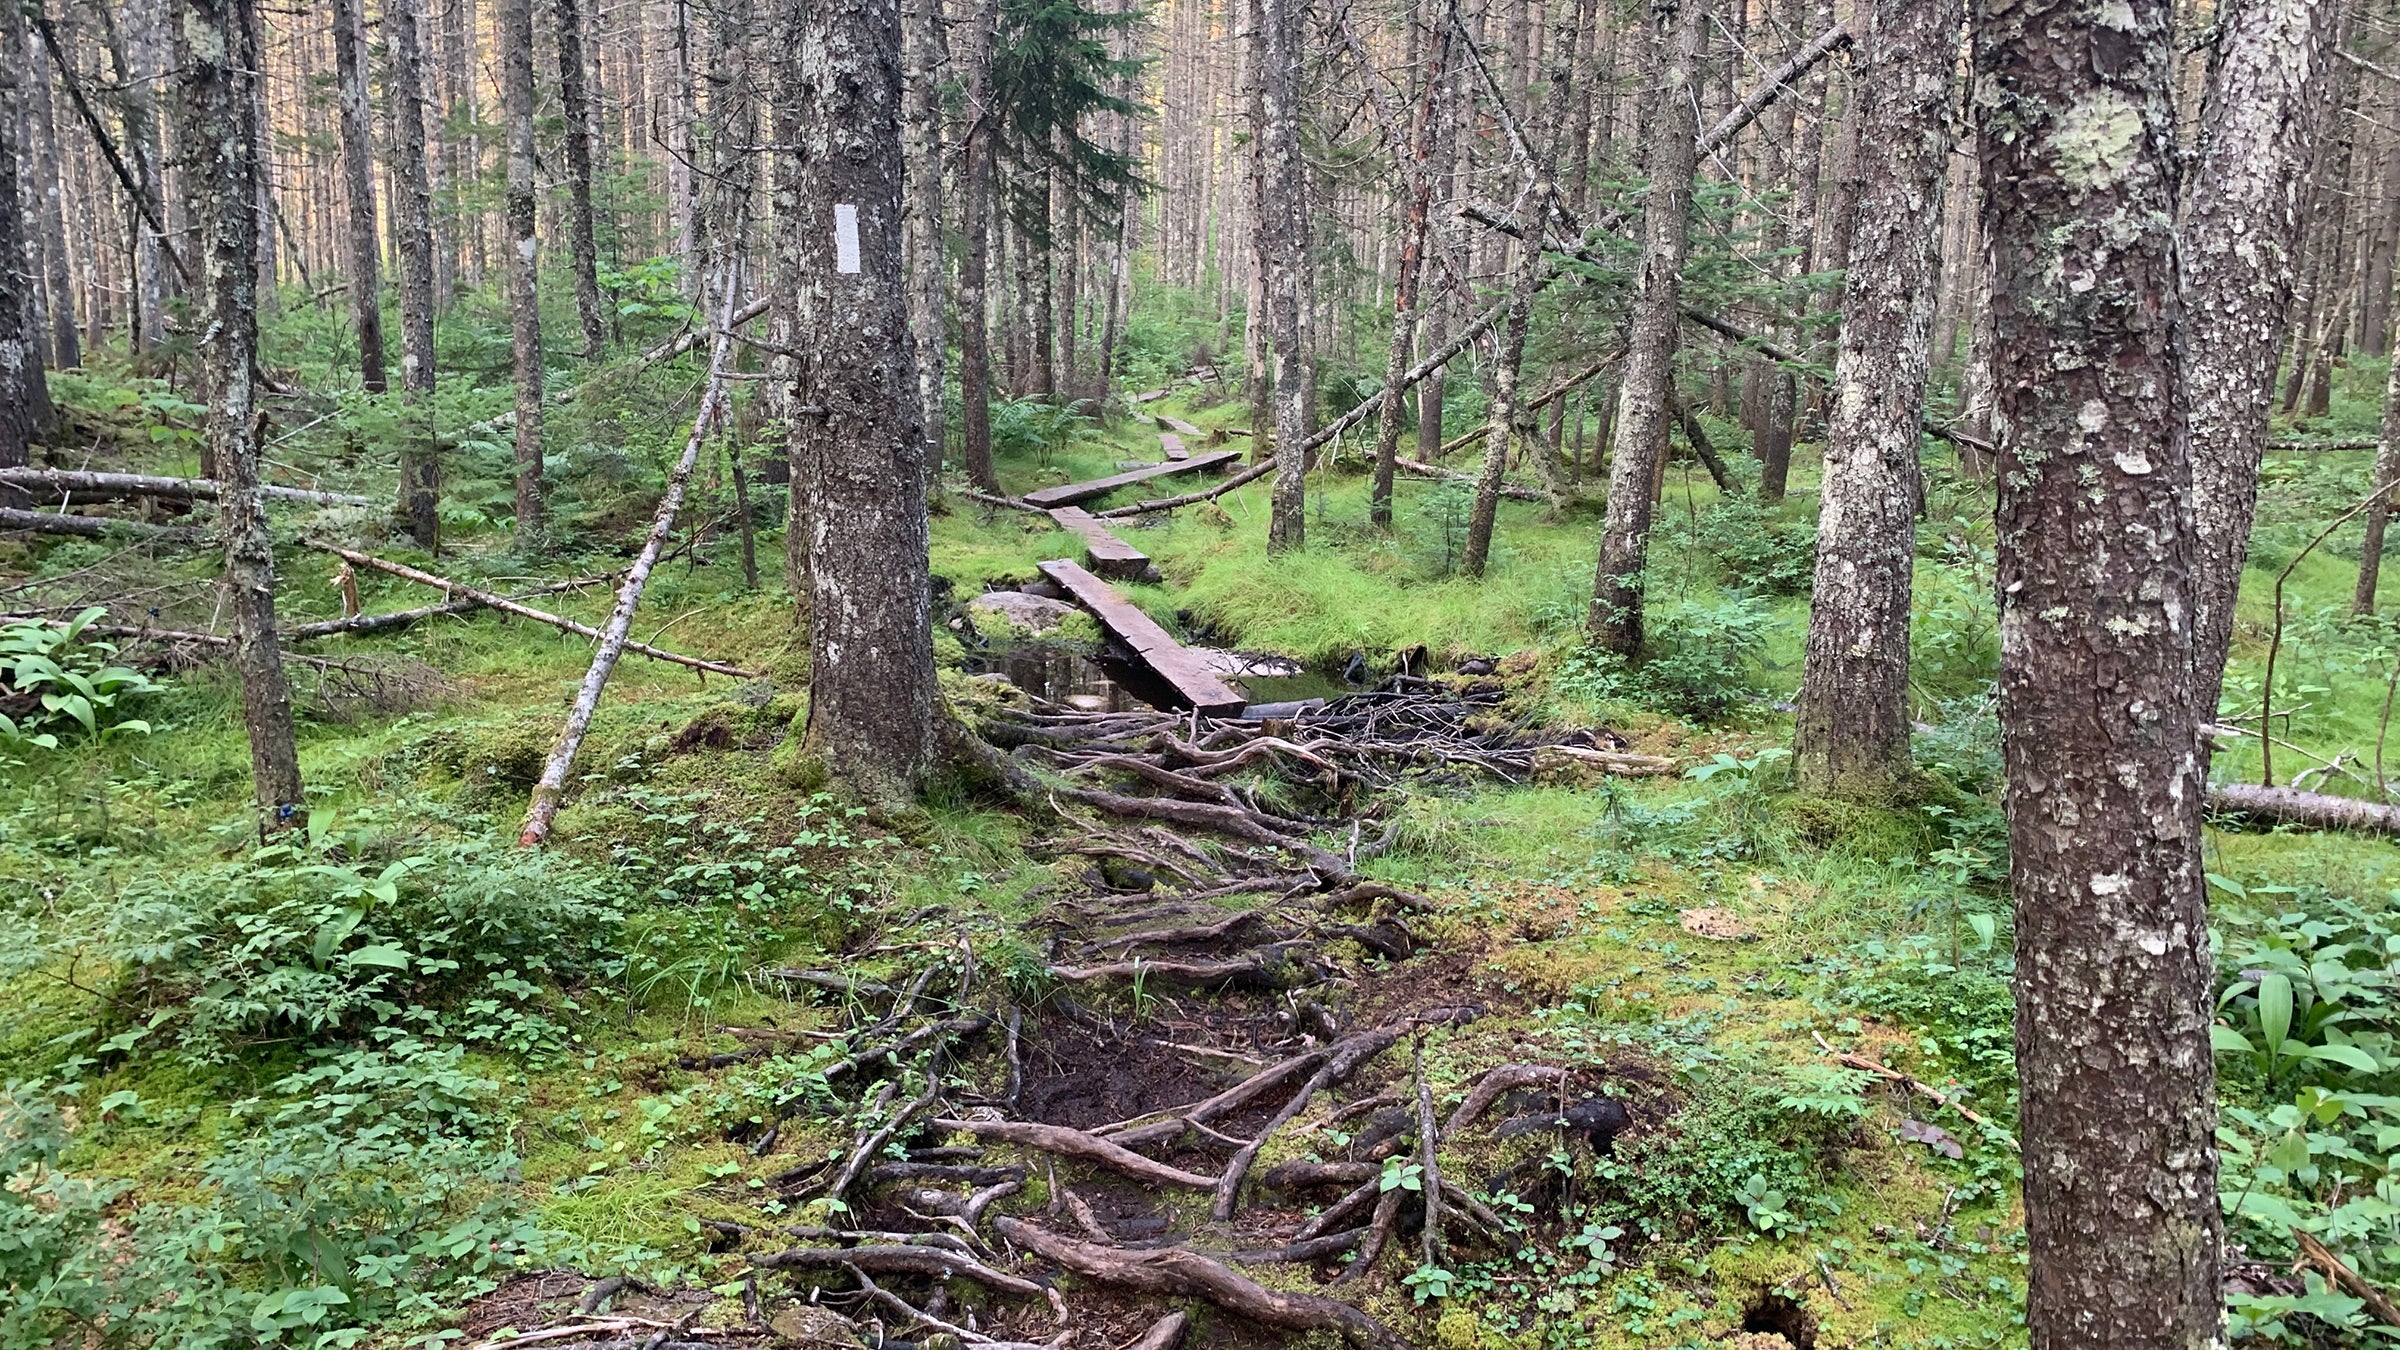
834, 204, 862, 274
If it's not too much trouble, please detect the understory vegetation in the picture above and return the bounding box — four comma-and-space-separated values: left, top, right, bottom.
6, 274, 2400, 1350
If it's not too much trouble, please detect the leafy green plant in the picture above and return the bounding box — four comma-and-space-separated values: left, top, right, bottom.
0, 608, 161, 752
1554, 597, 1770, 722
1737, 1173, 1798, 1236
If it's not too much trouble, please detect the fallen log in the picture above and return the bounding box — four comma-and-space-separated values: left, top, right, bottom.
284, 573, 618, 642
521, 266, 746, 847
0, 468, 377, 508
2207, 782, 2400, 836
991, 1218, 1402, 1348
0, 508, 186, 540
1394, 457, 1546, 501
927, 1117, 1219, 1190
306, 542, 760, 679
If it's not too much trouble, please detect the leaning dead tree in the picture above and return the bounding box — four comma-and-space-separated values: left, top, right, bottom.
519, 270, 747, 847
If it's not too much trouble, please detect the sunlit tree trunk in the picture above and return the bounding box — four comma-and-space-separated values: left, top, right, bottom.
500, 0, 548, 545
179, 0, 305, 829
1792, 0, 1961, 800
1975, 0, 2220, 1342
791, 0, 938, 804
1589, 0, 1706, 652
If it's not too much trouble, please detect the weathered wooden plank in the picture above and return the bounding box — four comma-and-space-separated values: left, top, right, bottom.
1158, 431, 1190, 461
1037, 558, 1248, 716
1048, 507, 1153, 580
1155, 414, 1205, 439
1022, 450, 1242, 508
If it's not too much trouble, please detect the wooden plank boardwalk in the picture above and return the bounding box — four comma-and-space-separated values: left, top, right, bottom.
1037, 559, 1248, 715
1158, 431, 1190, 461
1022, 449, 1242, 509
1156, 414, 1205, 439
1047, 507, 1154, 581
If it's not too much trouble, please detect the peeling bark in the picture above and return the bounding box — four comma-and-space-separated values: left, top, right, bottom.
1974, 0, 2220, 1343
2185, 0, 2339, 707
1589, 0, 1706, 653
179, 0, 304, 828
1793, 0, 1961, 799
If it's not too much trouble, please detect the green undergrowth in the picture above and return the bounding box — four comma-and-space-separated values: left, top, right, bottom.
17, 331, 2400, 1349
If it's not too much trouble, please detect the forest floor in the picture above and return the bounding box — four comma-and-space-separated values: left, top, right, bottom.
7, 321, 2400, 1350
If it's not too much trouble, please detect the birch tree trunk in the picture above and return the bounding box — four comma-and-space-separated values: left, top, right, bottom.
1975, 0, 2220, 1342
1791, 0, 1960, 800
387, 0, 442, 547
1588, 0, 1705, 653
179, 0, 305, 829
1259, 0, 1310, 551
500, 0, 548, 546
2183, 0, 2338, 705
557, 0, 609, 358
791, 0, 939, 804
957, 0, 1000, 491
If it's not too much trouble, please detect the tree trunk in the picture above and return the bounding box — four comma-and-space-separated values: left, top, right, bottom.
26, 21, 80, 371
2185, 0, 2339, 708
387, 0, 442, 548
330, 0, 386, 392
180, 0, 305, 829
903, 0, 947, 481
957, 0, 1000, 491
2354, 345, 2400, 615
1259, 0, 1309, 551
1975, 0, 2220, 1343
1371, 6, 1447, 528
791, 0, 939, 804
500, 0, 548, 546
1791, 0, 1960, 801
1589, 0, 1706, 653
1416, 19, 1463, 464
769, 0, 813, 594
0, 0, 49, 462
556, 0, 608, 358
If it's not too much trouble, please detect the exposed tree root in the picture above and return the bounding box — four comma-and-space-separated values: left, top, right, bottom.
929, 1119, 1220, 1190
991, 1218, 1405, 1348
